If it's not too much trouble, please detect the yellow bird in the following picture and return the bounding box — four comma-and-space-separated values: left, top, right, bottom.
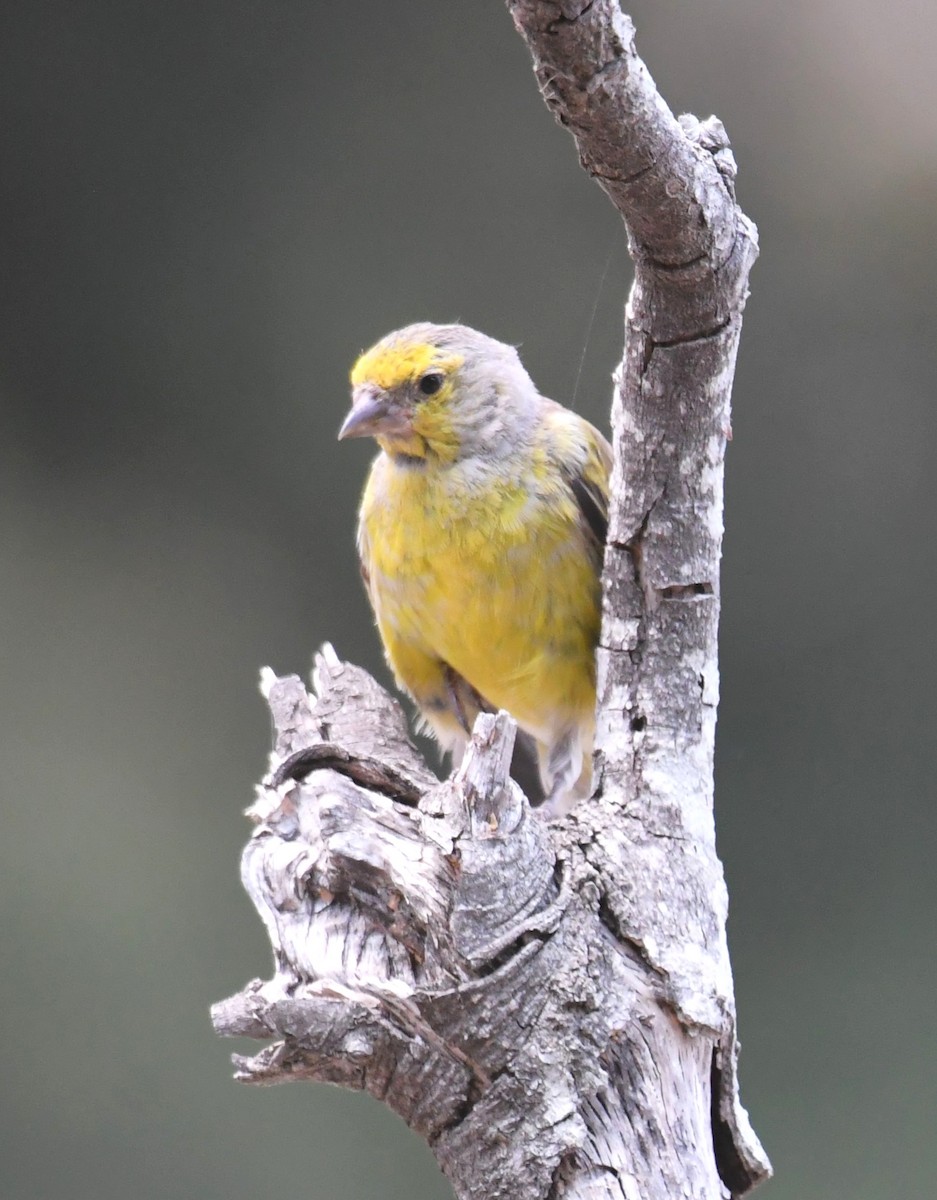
339, 323, 611, 814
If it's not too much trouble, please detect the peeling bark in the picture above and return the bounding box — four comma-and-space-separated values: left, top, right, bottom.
213, 4, 769, 1198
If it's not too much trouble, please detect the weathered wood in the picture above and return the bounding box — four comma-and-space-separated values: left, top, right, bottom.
213, 4, 768, 1197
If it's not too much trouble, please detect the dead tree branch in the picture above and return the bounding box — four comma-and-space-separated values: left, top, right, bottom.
212, 4, 769, 1198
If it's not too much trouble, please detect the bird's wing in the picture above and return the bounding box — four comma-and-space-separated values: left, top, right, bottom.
356, 508, 377, 603
543, 403, 612, 570
358, 553, 373, 598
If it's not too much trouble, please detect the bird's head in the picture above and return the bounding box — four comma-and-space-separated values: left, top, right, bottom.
339, 323, 538, 463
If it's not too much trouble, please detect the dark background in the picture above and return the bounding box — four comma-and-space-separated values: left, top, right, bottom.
3, 2, 935, 1198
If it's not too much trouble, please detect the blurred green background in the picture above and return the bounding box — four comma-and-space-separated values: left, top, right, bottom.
3, 2, 935, 1197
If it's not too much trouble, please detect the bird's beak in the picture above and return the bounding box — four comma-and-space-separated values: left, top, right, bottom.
338, 386, 412, 441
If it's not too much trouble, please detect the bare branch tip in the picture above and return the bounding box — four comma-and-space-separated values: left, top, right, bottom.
258, 665, 278, 699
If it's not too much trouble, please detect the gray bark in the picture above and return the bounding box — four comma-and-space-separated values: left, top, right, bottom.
212, 4, 770, 1198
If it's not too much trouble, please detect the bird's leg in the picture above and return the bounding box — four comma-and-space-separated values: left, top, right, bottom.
443, 662, 477, 736
538, 730, 586, 819
441, 664, 547, 804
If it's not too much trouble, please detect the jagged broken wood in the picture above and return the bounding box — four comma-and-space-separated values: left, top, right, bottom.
212, 3, 770, 1198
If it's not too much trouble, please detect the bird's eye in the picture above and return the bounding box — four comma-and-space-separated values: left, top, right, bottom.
418, 372, 444, 396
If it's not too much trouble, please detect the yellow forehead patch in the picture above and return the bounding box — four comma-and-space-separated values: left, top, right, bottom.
351, 339, 463, 391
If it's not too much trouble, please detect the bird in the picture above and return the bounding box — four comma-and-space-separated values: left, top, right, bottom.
338, 323, 611, 815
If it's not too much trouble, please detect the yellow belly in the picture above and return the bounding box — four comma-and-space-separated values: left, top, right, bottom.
361, 455, 599, 742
